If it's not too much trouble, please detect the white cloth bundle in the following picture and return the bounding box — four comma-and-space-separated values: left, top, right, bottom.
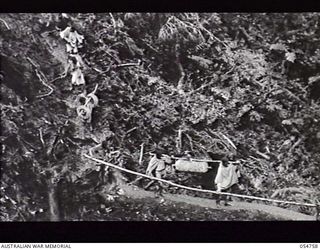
175, 159, 209, 173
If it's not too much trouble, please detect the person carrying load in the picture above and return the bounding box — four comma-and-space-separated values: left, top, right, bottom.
214, 157, 241, 206
144, 150, 173, 192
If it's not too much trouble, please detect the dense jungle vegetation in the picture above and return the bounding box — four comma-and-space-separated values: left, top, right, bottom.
1, 13, 320, 221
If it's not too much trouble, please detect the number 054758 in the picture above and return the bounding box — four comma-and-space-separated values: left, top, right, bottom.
300, 244, 318, 248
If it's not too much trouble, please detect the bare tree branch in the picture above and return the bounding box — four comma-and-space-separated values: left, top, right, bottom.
0, 18, 10, 30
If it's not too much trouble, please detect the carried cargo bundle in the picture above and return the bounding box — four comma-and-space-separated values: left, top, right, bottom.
175, 159, 209, 173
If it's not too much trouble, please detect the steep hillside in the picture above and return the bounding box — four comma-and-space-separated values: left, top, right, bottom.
1, 13, 320, 221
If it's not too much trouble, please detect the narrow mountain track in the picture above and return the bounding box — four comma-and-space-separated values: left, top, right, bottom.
119, 184, 315, 221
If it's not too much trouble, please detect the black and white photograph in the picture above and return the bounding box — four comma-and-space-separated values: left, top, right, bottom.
1, 13, 320, 224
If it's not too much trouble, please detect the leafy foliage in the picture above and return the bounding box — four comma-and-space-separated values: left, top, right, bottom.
1, 13, 320, 220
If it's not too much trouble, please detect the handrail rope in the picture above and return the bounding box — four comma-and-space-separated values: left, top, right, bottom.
83, 154, 316, 208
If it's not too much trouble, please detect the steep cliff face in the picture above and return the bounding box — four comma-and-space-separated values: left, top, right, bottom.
1, 13, 319, 221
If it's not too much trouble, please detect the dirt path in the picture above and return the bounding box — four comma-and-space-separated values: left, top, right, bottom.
119, 184, 315, 221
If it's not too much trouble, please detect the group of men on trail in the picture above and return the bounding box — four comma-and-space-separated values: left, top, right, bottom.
145, 150, 241, 206
88, 133, 241, 206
